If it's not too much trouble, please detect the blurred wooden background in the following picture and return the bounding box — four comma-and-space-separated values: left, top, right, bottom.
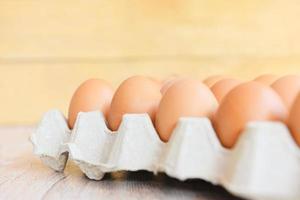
0, 0, 300, 124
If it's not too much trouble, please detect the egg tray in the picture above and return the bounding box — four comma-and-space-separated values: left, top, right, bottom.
30, 110, 300, 200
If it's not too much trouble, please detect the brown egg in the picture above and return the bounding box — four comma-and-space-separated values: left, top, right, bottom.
155, 79, 218, 142
203, 75, 228, 87
271, 75, 300, 110
214, 82, 287, 148
148, 76, 162, 86
108, 76, 162, 131
211, 78, 242, 102
68, 79, 114, 129
160, 77, 183, 94
288, 93, 300, 146
254, 74, 279, 85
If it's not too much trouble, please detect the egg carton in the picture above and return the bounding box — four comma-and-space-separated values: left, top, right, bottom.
30, 110, 300, 200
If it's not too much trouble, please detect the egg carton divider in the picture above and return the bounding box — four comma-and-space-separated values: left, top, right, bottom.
30, 109, 300, 200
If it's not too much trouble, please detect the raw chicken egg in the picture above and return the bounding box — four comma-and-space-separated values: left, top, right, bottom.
108, 76, 162, 131
148, 77, 162, 85
160, 77, 183, 94
271, 75, 300, 110
68, 79, 114, 129
254, 74, 279, 85
203, 75, 228, 87
288, 93, 300, 146
210, 78, 242, 102
214, 82, 287, 148
155, 79, 218, 142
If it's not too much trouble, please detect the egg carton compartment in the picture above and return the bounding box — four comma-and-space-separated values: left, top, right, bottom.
30, 110, 300, 200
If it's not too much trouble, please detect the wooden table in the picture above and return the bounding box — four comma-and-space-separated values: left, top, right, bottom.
0, 126, 244, 200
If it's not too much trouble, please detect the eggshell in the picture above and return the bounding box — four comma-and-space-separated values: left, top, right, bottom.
210, 78, 242, 102
68, 79, 114, 129
254, 74, 279, 85
214, 81, 287, 148
203, 75, 228, 87
160, 77, 183, 94
108, 76, 162, 131
271, 75, 300, 110
287, 93, 300, 146
148, 77, 162, 85
155, 79, 218, 142
161, 75, 179, 85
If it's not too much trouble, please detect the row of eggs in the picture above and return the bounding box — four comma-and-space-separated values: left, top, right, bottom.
67, 74, 300, 148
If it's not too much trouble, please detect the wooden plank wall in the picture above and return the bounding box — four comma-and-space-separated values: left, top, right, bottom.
0, 0, 300, 124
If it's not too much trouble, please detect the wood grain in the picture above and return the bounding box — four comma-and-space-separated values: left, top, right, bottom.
0, 126, 244, 200
0, 0, 299, 125
1, 0, 300, 58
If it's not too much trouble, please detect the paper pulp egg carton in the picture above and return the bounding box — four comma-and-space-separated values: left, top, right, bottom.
30, 110, 300, 200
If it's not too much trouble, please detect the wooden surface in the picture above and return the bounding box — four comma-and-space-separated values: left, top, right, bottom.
0, 126, 244, 200
0, 1, 300, 125
0, 2, 297, 198
2, 0, 300, 58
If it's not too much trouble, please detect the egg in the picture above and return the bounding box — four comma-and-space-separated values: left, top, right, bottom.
287, 93, 300, 146
210, 78, 242, 102
214, 81, 287, 148
271, 75, 300, 110
68, 79, 114, 129
160, 77, 183, 94
155, 79, 218, 142
148, 77, 162, 85
108, 76, 162, 131
203, 75, 228, 87
254, 74, 279, 85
